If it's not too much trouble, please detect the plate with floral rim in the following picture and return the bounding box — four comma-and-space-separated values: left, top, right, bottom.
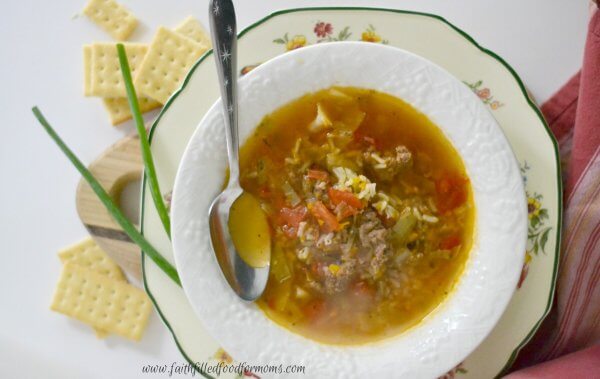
140, 7, 561, 378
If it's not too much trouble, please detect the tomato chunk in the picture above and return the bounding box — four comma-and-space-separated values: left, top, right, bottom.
304, 299, 326, 321
328, 188, 364, 209
352, 281, 375, 298
310, 201, 340, 232
336, 202, 359, 220
279, 206, 307, 229
353, 130, 380, 148
306, 169, 329, 181
257, 186, 271, 199
440, 235, 461, 250
435, 176, 468, 213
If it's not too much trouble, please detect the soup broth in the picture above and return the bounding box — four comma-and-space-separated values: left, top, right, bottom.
238, 87, 474, 345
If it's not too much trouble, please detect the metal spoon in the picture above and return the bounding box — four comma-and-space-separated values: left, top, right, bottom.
207, 0, 270, 301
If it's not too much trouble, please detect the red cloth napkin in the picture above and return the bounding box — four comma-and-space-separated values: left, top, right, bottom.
506, 4, 600, 377
507, 344, 600, 379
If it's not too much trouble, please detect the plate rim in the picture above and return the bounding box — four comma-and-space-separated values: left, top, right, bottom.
140, 6, 563, 378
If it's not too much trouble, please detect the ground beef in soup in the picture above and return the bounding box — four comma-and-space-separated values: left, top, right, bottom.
295, 208, 392, 295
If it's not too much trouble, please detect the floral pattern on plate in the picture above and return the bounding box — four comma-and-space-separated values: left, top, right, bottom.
274, 21, 387, 51
518, 162, 553, 289
465, 80, 504, 110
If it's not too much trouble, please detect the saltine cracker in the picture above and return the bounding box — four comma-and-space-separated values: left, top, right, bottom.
83, 0, 138, 41
51, 263, 152, 341
89, 42, 147, 98
174, 16, 211, 49
134, 27, 206, 104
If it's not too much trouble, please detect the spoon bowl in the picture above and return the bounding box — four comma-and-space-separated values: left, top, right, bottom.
208, 186, 270, 301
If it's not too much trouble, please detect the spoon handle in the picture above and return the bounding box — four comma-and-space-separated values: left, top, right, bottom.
209, 0, 239, 184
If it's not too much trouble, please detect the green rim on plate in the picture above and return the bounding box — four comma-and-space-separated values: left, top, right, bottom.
140, 7, 562, 378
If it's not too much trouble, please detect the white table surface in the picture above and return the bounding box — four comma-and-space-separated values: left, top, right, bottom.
0, 1, 588, 378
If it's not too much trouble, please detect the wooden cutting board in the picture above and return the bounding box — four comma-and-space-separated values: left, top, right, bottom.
75, 134, 143, 280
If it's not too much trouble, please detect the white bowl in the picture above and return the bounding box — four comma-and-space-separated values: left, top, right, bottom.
171, 42, 527, 378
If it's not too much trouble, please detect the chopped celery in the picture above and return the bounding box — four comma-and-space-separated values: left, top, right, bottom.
392, 209, 417, 244
272, 246, 292, 283
272, 279, 292, 311
282, 181, 301, 206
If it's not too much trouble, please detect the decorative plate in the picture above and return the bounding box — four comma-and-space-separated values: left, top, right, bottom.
171, 41, 527, 379
141, 7, 561, 378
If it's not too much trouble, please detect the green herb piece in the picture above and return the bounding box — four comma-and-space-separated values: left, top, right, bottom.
116, 43, 171, 239
32, 107, 181, 286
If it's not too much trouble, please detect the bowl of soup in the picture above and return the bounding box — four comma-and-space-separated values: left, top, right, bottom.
171, 42, 527, 378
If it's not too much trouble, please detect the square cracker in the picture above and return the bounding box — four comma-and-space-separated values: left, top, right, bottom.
134, 27, 206, 104
174, 16, 211, 49
50, 263, 152, 341
83, 0, 138, 41
102, 97, 162, 125
58, 237, 125, 281
89, 42, 147, 98
58, 237, 126, 338
82, 44, 160, 123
